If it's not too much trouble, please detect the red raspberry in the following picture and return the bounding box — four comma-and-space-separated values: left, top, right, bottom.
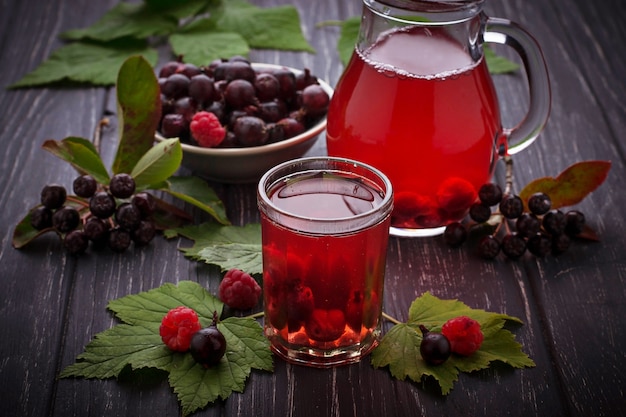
436, 177, 477, 215
159, 306, 202, 352
189, 111, 226, 148
218, 268, 262, 310
305, 308, 346, 342
441, 316, 484, 356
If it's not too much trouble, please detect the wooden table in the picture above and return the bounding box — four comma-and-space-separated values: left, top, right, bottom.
1, 0, 624, 416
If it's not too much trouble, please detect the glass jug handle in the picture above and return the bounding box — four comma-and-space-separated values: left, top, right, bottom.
483, 15, 551, 155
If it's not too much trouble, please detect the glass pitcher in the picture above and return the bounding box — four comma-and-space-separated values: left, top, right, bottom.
326, 0, 551, 237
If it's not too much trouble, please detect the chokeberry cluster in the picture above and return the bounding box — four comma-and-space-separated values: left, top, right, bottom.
29, 173, 157, 255
158, 56, 329, 148
443, 182, 587, 259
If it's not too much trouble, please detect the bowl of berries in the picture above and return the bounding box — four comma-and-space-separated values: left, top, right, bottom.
155, 57, 333, 183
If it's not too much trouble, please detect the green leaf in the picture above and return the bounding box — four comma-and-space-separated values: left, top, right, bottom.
112, 55, 162, 174
160, 176, 230, 225
519, 160, 612, 210
9, 40, 158, 88
60, 3, 178, 42
334, 17, 360, 66
11, 209, 56, 249
60, 281, 272, 416
215, 0, 315, 53
131, 138, 183, 190
41, 137, 110, 184
170, 19, 250, 65
484, 46, 519, 74
169, 223, 262, 274
371, 292, 534, 394
145, 0, 215, 19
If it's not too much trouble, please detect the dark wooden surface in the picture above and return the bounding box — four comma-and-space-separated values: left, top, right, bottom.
1, 0, 625, 416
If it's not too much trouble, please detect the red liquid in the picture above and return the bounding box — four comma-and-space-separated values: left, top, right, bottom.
261, 173, 390, 359
327, 27, 502, 230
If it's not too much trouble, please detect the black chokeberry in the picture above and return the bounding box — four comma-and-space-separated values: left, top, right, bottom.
542, 210, 566, 236
469, 203, 492, 223
515, 213, 541, 238
419, 325, 451, 365
527, 192, 551, 215
190, 312, 227, 367
41, 184, 67, 209
131, 192, 156, 218
64, 230, 89, 255
527, 233, 552, 257
564, 210, 585, 236
551, 233, 571, 255
478, 235, 501, 259
499, 194, 524, 219
443, 222, 467, 247
131, 220, 156, 246
90, 192, 116, 218
83, 217, 110, 242
115, 203, 142, 231
501, 233, 527, 259
73, 175, 98, 198
52, 206, 80, 233
30, 206, 53, 230
108, 227, 132, 252
478, 183, 503, 206
109, 173, 136, 199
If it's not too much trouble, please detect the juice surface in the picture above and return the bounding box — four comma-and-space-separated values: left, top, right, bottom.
327, 27, 502, 229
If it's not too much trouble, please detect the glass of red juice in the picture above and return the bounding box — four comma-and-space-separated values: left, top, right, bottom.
257, 157, 393, 367
326, 0, 551, 237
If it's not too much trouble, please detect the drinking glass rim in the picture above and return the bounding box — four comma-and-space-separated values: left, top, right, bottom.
364, 0, 484, 24
257, 156, 394, 230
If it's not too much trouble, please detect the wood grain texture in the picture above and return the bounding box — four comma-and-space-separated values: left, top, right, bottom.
0, 0, 624, 416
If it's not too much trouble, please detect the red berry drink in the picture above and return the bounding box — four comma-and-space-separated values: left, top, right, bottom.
327, 26, 502, 236
258, 157, 393, 367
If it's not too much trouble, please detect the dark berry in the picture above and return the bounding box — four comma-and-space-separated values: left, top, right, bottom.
300, 84, 329, 117
30, 206, 53, 230
188, 74, 215, 106
52, 206, 80, 233
254, 72, 280, 102
443, 222, 467, 247
190, 312, 227, 367
224, 79, 257, 109
131, 192, 156, 218
89, 192, 116, 219
41, 184, 67, 209
109, 173, 136, 199
542, 209, 566, 235
477, 183, 503, 206
501, 233, 527, 259
160, 113, 188, 138
469, 203, 492, 223
478, 235, 500, 259
161, 73, 190, 99
73, 175, 98, 198
108, 227, 132, 252
527, 233, 552, 257
295, 68, 318, 90
564, 210, 585, 236
419, 325, 451, 365
83, 217, 110, 242
115, 203, 142, 231
233, 116, 269, 147
515, 213, 541, 238
131, 220, 156, 246
213, 61, 256, 83
499, 194, 524, 219
552, 233, 571, 255
527, 192, 552, 215
63, 230, 89, 255
272, 69, 297, 100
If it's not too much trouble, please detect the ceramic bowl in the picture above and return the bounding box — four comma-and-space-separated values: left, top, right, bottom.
155, 63, 333, 184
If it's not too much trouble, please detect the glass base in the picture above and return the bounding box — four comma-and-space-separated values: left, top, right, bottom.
268, 332, 380, 368
390, 225, 446, 237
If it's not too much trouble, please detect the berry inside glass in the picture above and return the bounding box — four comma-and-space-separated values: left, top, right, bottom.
257, 157, 393, 367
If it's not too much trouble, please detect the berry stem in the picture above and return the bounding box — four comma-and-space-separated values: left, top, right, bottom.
246, 311, 265, 320
93, 117, 110, 154
382, 311, 402, 325
504, 154, 514, 195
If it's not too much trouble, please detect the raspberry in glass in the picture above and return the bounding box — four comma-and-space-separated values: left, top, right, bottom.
189, 111, 226, 148
218, 268, 262, 310
441, 316, 484, 356
159, 306, 202, 352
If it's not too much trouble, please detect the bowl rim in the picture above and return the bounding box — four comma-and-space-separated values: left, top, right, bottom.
155, 62, 333, 157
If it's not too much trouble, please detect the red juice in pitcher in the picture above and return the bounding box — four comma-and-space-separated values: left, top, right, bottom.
327, 26, 502, 234
260, 170, 391, 365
